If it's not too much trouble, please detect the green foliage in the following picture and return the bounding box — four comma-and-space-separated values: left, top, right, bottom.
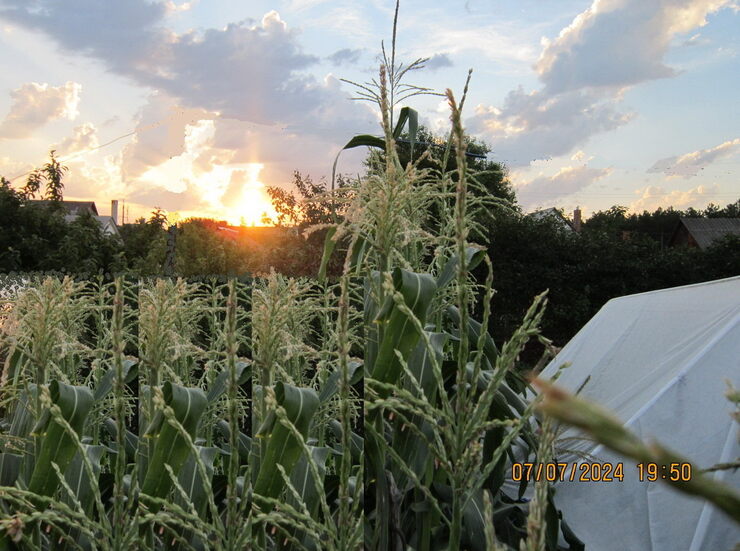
0, 183, 125, 274
22, 151, 68, 202
480, 205, 740, 359
118, 211, 169, 275
583, 200, 740, 243
266, 171, 342, 227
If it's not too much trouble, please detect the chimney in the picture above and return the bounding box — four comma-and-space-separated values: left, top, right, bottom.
111, 200, 119, 225
573, 207, 582, 233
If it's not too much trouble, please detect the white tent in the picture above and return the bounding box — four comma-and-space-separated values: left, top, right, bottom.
540, 276, 740, 551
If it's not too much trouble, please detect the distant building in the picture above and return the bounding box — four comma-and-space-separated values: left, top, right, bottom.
527, 207, 577, 232
29, 199, 120, 237
669, 217, 740, 249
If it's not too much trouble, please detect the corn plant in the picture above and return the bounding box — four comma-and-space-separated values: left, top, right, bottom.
0, 6, 580, 549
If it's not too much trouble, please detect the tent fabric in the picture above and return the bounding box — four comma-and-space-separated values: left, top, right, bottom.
539, 276, 740, 550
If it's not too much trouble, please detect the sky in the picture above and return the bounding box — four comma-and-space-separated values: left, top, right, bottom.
0, 0, 738, 225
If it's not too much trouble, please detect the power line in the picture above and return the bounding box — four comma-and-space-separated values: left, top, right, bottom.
5, 109, 196, 183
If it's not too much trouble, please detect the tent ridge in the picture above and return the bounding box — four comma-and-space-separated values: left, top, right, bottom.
604, 275, 740, 305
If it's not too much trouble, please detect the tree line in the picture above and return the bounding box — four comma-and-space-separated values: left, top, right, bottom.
1, 140, 738, 350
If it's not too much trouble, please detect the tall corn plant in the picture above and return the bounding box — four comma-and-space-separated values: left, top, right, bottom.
249, 271, 364, 550
319, 8, 575, 547
0, 276, 140, 550
0, 276, 254, 550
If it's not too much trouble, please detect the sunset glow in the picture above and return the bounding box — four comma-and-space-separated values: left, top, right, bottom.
225, 163, 277, 226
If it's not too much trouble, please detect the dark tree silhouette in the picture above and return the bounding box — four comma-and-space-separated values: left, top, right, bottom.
43, 150, 67, 202
22, 150, 68, 201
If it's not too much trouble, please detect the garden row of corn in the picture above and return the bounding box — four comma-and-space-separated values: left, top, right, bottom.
0, 47, 578, 550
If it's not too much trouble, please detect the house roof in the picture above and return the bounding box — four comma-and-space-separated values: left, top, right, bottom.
62, 214, 120, 236
30, 200, 99, 215
675, 217, 740, 249
527, 207, 575, 231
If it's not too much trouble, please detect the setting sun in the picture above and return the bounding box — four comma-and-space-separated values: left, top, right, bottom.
225, 163, 276, 226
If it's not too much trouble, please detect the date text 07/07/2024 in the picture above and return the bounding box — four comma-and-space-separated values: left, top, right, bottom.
511, 462, 693, 483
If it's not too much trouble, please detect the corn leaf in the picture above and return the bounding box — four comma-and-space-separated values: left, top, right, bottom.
28, 380, 94, 497
62, 444, 107, 514
318, 360, 363, 404
206, 361, 250, 403
392, 332, 447, 490
93, 359, 138, 401
254, 382, 319, 501
216, 419, 251, 462
0, 453, 22, 486
318, 226, 338, 283
141, 382, 208, 503
176, 445, 220, 519
282, 446, 334, 549
436, 246, 486, 289
371, 268, 437, 389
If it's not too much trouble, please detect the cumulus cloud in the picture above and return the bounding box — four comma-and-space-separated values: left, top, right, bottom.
0, 81, 81, 139
647, 138, 740, 178
53, 123, 99, 155
0, 0, 168, 75
326, 48, 362, 66
120, 93, 217, 181
536, 0, 731, 93
425, 53, 453, 71
629, 183, 719, 212
469, 0, 735, 165
468, 87, 632, 166
0, 5, 334, 124
0, 3, 376, 193
516, 165, 612, 208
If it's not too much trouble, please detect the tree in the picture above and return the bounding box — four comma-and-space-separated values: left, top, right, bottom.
367, 125, 517, 206
54, 211, 125, 274
266, 171, 346, 227
22, 150, 68, 201
0, 181, 125, 273
0, 182, 66, 270
118, 210, 169, 275
42, 150, 67, 202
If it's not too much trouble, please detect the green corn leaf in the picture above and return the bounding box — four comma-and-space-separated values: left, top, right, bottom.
0, 453, 22, 486
62, 444, 107, 514
141, 382, 208, 503
281, 446, 334, 549
206, 361, 251, 403
330, 106, 417, 189
318, 360, 363, 404
371, 268, 437, 390
28, 380, 94, 497
446, 305, 499, 365
392, 106, 419, 160
318, 226, 338, 283
331, 135, 386, 192
350, 235, 368, 277
392, 332, 447, 491
176, 446, 220, 519
253, 382, 319, 501
2, 347, 26, 388
328, 419, 363, 462
215, 419, 251, 462
462, 489, 489, 551
93, 359, 138, 401
103, 417, 138, 461
6, 385, 38, 485
7, 384, 38, 440
364, 273, 382, 374
436, 246, 486, 289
